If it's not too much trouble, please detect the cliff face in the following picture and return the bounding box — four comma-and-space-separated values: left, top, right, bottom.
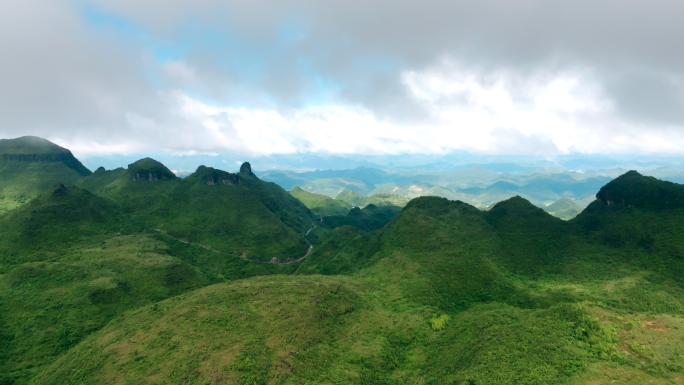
131, 171, 172, 182
0, 136, 92, 176
187, 165, 243, 186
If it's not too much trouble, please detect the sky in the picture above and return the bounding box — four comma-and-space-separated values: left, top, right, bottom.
2, 0, 684, 160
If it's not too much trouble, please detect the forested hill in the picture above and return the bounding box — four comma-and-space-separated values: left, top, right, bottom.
3, 137, 684, 384
0, 136, 91, 176
0, 136, 92, 213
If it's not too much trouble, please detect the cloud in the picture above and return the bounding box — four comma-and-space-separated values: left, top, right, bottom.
603, 71, 684, 125
2, 0, 684, 156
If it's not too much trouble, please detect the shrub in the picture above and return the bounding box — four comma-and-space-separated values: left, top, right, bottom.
430, 314, 450, 331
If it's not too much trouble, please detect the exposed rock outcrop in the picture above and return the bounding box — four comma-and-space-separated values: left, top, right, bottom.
240, 162, 256, 177
191, 165, 243, 186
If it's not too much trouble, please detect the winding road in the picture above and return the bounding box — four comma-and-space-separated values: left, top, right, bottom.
154, 216, 323, 265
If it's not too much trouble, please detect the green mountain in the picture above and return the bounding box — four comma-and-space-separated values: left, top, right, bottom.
319, 204, 401, 233
0, 136, 91, 212
4, 145, 684, 385
289, 186, 351, 216
76, 160, 314, 262
545, 197, 583, 219
20, 193, 607, 384
0, 156, 318, 383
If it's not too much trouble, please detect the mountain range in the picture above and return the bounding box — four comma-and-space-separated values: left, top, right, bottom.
2, 136, 684, 384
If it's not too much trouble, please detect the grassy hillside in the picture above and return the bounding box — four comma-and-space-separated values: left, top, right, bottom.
28, 275, 615, 385
5, 161, 684, 384
0, 234, 211, 383
289, 186, 351, 216
30, 181, 684, 384
0, 184, 124, 267
0, 137, 91, 213
0, 176, 315, 383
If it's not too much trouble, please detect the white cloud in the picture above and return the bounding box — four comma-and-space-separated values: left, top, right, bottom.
56, 64, 684, 157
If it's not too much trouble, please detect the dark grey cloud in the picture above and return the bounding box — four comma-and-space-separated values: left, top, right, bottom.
604, 72, 684, 125
91, 0, 684, 121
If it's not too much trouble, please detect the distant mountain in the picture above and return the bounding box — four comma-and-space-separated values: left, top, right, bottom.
262, 165, 617, 215
335, 189, 409, 208
289, 186, 351, 216
319, 204, 401, 233
544, 198, 582, 219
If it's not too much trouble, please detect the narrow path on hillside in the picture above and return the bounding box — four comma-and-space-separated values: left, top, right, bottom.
153, 216, 323, 265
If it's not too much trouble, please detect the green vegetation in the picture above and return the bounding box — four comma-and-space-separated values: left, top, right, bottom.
429, 314, 450, 331
2, 138, 684, 385
289, 186, 351, 216
319, 204, 401, 232
73, 162, 314, 262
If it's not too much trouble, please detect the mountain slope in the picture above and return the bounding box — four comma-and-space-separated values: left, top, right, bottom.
0, 184, 123, 265
27, 194, 638, 385
0, 174, 312, 383
28, 275, 611, 385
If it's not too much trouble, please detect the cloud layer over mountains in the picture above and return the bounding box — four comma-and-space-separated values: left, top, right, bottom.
2, 0, 684, 156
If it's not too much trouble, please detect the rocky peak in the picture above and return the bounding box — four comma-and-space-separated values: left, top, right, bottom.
240, 162, 256, 176
194, 166, 243, 186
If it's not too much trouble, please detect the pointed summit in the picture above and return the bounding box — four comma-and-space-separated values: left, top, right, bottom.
240, 162, 256, 177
